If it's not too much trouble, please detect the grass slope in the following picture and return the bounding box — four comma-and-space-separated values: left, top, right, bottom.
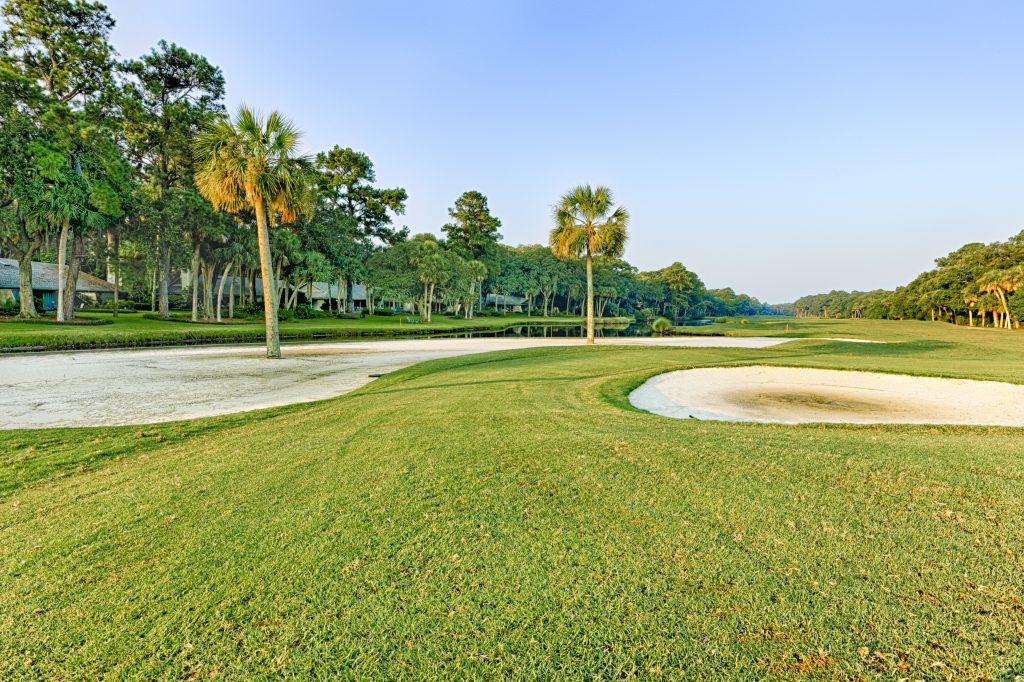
1, 320, 1023, 679
0, 312, 614, 352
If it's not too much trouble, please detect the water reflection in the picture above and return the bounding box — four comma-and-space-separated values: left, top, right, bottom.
448, 323, 652, 338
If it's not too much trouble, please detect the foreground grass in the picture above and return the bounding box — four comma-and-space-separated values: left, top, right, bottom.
1, 322, 1023, 678
0, 312, 611, 351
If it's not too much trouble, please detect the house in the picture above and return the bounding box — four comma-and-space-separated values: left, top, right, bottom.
485, 293, 529, 313
203, 275, 369, 311
0, 258, 116, 310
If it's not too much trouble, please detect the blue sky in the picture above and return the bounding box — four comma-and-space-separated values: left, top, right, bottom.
103, 0, 1024, 302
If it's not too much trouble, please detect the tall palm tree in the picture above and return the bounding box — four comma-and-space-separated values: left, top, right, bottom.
193, 106, 312, 358
549, 185, 629, 344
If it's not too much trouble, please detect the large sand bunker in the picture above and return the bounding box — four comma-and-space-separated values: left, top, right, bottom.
629, 366, 1024, 426
0, 336, 790, 429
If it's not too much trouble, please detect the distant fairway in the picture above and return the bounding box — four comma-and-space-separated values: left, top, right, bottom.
1, 319, 1022, 679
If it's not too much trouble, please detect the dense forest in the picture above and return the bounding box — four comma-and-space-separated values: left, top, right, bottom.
790, 231, 1024, 328
0, 0, 778, 334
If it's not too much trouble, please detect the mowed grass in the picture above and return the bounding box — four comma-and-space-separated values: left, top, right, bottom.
0, 312, 599, 351
1, 321, 1023, 679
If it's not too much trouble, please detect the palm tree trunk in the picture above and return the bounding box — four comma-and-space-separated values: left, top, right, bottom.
254, 198, 281, 358
216, 261, 232, 322
228, 264, 235, 319
585, 250, 594, 344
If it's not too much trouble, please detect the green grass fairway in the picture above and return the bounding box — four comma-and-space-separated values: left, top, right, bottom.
0, 312, 613, 351
2, 320, 1023, 678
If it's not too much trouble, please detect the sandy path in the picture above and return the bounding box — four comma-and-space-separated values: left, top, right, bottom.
0, 336, 789, 429
630, 365, 1024, 426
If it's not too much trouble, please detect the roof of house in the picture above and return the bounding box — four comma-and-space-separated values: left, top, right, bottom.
0, 258, 116, 293
203, 275, 368, 301
485, 293, 529, 305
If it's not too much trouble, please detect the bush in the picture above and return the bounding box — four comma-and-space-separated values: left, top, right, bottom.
168, 294, 189, 311
714, 317, 728, 323
0, 299, 18, 315
235, 302, 262, 318
334, 312, 361, 319
651, 317, 674, 335
371, 309, 395, 316
277, 307, 295, 321
634, 308, 656, 323
293, 303, 317, 319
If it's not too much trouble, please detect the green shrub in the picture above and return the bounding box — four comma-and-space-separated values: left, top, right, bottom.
293, 303, 317, 319
0, 299, 18, 315
235, 302, 262, 318
371, 309, 395, 316
634, 308, 656, 323
335, 312, 361, 319
714, 317, 728, 323
651, 317, 673, 335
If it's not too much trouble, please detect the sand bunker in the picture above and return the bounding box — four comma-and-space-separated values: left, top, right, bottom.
0, 336, 791, 429
629, 366, 1024, 426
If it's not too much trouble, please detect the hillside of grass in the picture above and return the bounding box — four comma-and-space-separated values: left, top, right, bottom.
1, 321, 1022, 678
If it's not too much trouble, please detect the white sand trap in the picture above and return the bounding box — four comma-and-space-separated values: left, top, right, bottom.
0, 336, 790, 429
630, 365, 1024, 426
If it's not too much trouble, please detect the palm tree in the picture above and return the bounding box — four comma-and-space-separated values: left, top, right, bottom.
549, 185, 629, 344
193, 107, 312, 358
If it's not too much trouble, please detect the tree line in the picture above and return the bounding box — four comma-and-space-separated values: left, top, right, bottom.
0, 0, 778, 356
789, 231, 1024, 328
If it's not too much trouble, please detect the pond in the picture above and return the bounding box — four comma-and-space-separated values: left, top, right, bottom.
449, 323, 654, 338
446, 319, 717, 338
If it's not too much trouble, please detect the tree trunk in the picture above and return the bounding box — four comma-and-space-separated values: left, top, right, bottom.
276, 259, 286, 307
228, 263, 235, 319
56, 220, 69, 321
968, 309, 973, 327
585, 250, 594, 344
203, 260, 217, 319
190, 240, 201, 322
17, 247, 37, 318
216, 261, 232, 322
112, 230, 120, 318
254, 198, 281, 358
62, 231, 83, 320
158, 238, 170, 319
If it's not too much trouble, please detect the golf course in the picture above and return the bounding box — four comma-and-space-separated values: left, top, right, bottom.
2, 318, 1022, 679
3, 0, 1024, 679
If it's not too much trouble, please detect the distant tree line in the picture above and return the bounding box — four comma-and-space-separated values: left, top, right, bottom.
789, 231, 1024, 328
0, 0, 779, 355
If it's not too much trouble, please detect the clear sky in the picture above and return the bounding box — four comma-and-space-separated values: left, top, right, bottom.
102, 0, 1024, 303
